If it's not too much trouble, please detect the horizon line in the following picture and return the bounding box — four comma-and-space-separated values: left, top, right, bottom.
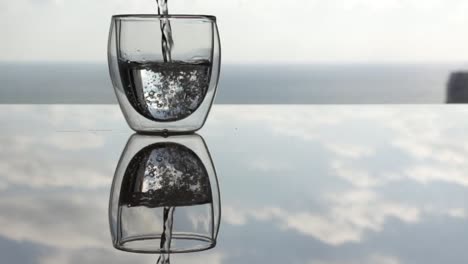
1, 60, 468, 65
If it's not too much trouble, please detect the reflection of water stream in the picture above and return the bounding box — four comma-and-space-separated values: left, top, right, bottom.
157, 253, 170, 264
157, 206, 175, 264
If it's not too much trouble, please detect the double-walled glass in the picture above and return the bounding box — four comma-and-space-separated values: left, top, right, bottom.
109, 134, 221, 253
108, 15, 221, 133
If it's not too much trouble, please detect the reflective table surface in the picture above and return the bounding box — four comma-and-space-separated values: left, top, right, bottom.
1, 104, 468, 264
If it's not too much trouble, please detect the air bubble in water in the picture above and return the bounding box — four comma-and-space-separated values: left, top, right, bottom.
119, 60, 210, 121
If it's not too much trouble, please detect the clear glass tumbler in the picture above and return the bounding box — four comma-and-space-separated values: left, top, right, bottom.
108, 15, 221, 133
109, 134, 221, 253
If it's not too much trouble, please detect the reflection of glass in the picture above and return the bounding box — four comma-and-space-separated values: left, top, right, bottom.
447, 71, 468, 103
109, 134, 221, 255
108, 15, 221, 133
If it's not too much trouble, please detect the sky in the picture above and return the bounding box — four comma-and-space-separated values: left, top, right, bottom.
1, 0, 468, 63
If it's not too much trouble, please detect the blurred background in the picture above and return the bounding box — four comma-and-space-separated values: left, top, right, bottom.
1, 0, 468, 103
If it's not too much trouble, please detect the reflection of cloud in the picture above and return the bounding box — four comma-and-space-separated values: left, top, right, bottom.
0, 189, 226, 264
0, 134, 112, 189
2, 105, 468, 263
285, 212, 362, 245
39, 249, 123, 264
0, 148, 111, 189
224, 190, 420, 246
250, 158, 293, 172
47, 133, 105, 150
223, 206, 286, 226
393, 139, 466, 165
447, 208, 467, 219
46, 105, 123, 129
249, 207, 283, 221
174, 252, 225, 264
328, 190, 420, 227
0, 193, 108, 250
285, 191, 419, 246
331, 161, 384, 188
39, 247, 225, 264
0, 235, 49, 264
214, 105, 468, 248
392, 128, 468, 187
188, 211, 211, 233
0, 106, 125, 189
405, 166, 468, 187
38, 247, 225, 264
392, 139, 433, 160
310, 254, 400, 264
223, 206, 247, 226
211, 106, 349, 141
0, 105, 125, 132
326, 143, 374, 159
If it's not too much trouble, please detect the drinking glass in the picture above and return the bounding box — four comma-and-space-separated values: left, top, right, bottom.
108, 15, 221, 133
109, 134, 221, 253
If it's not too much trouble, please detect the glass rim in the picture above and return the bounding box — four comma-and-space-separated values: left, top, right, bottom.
112, 14, 216, 22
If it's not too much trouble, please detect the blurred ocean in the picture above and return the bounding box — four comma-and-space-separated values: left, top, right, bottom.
1, 62, 467, 104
